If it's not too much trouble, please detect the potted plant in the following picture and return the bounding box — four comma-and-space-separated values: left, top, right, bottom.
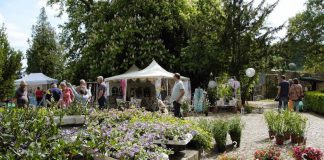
293, 146, 323, 160
272, 114, 286, 145
264, 111, 277, 139
203, 101, 210, 116
291, 115, 307, 144
282, 110, 293, 141
212, 120, 229, 153
228, 116, 244, 147
181, 101, 190, 117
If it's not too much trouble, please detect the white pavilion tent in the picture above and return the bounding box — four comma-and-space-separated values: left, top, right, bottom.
105, 60, 191, 101
14, 73, 58, 106
15, 73, 58, 86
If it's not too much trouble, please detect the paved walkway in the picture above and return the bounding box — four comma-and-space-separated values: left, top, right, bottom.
198, 101, 324, 159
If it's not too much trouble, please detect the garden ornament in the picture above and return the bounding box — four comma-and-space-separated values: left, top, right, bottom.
208, 80, 217, 88
245, 68, 255, 77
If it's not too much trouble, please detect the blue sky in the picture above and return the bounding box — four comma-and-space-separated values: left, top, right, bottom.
0, 0, 307, 67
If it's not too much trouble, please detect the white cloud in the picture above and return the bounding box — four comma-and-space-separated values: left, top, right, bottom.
0, 12, 29, 50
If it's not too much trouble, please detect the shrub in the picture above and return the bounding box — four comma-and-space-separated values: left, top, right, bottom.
304, 91, 324, 115
245, 105, 253, 113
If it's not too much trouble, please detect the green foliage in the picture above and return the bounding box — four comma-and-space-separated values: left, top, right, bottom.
245, 105, 253, 114
48, 0, 193, 83
0, 108, 88, 159
48, 0, 279, 90
228, 116, 244, 135
0, 25, 22, 100
304, 91, 324, 115
283, 0, 324, 72
264, 111, 277, 131
212, 120, 228, 146
26, 7, 64, 79
264, 110, 308, 137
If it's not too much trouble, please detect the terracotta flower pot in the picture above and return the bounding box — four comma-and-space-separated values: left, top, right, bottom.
269, 130, 275, 140
284, 132, 290, 141
297, 136, 306, 145
291, 134, 298, 144
275, 135, 285, 145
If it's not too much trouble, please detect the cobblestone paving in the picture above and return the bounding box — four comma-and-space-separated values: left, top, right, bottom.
196, 101, 324, 160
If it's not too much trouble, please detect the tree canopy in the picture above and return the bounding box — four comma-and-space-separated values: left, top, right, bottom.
283, 0, 324, 72
26, 7, 64, 79
0, 25, 22, 100
49, 0, 280, 95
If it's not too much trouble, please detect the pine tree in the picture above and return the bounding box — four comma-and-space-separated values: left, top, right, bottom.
0, 25, 22, 100
26, 7, 64, 79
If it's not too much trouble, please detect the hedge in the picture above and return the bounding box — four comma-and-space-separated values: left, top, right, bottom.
304, 91, 324, 115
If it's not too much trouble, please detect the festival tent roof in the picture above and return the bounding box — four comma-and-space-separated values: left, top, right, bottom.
15, 73, 58, 86
105, 60, 189, 81
124, 64, 140, 73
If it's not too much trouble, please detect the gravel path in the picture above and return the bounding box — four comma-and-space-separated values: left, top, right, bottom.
196, 101, 324, 159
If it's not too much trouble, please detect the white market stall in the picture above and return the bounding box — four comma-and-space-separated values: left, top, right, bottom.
14, 73, 58, 106
105, 60, 191, 101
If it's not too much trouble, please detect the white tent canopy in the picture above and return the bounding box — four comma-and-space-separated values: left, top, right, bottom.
15, 73, 58, 86
105, 60, 191, 101
105, 60, 189, 81
124, 64, 140, 73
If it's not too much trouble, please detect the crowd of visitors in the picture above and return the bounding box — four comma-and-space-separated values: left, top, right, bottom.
13, 73, 185, 118
13, 76, 106, 109
276, 75, 304, 112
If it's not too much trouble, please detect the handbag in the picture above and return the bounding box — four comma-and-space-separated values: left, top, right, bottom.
274, 97, 280, 101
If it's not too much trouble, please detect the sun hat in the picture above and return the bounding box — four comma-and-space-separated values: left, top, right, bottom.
20, 80, 27, 86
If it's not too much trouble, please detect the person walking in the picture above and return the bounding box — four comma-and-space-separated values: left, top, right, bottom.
96, 76, 107, 110
276, 75, 290, 112
35, 87, 43, 106
171, 73, 185, 118
289, 78, 304, 112
15, 81, 29, 108
59, 81, 74, 108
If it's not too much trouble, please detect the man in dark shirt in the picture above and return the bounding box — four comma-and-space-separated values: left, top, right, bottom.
49, 83, 62, 102
96, 76, 107, 110
276, 75, 290, 112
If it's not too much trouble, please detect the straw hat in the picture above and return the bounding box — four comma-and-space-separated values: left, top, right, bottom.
20, 80, 27, 86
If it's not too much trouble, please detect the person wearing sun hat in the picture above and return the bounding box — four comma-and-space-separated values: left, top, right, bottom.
15, 80, 29, 108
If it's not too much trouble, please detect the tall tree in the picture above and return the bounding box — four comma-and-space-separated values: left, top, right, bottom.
49, 0, 193, 83
182, 0, 281, 104
284, 0, 324, 72
181, 0, 226, 87
0, 25, 22, 100
26, 7, 64, 79
220, 0, 281, 104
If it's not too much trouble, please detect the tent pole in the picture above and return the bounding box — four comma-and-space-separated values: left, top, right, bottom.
124, 79, 127, 101
167, 79, 169, 96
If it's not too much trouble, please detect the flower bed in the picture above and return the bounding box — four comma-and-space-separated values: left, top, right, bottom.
1, 107, 212, 159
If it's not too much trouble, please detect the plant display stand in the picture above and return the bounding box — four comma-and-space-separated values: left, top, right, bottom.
153, 134, 193, 145
54, 115, 86, 126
